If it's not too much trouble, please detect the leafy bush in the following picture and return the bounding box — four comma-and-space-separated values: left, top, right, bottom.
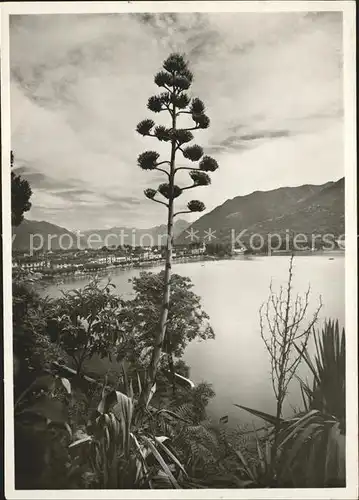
47, 278, 125, 375
119, 271, 214, 363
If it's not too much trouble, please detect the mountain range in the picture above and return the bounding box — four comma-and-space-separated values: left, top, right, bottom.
12, 178, 344, 251
175, 177, 344, 245
80, 219, 190, 248
12, 219, 190, 251
12, 219, 78, 251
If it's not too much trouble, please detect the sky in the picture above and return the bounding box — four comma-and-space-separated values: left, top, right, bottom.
10, 11, 343, 231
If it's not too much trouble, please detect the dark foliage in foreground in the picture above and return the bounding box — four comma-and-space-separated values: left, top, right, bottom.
12, 269, 346, 489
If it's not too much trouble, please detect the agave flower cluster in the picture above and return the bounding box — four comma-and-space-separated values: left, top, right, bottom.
136, 53, 219, 216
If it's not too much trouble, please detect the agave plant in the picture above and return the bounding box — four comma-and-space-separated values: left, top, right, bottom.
295, 320, 345, 429
68, 366, 188, 489
228, 429, 275, 487
291, 319, 346, 486
233, 319, 346, 488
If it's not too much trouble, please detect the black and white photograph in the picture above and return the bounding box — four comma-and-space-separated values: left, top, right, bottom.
1, 1, 357, 498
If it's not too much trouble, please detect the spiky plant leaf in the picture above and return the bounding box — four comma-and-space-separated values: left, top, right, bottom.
141, 436, 180, 489
60, 377, 71, 394
154, 437, 188, 477
230, 446, 256, 482
69, 435, 93, 448
146, 382, 156, 408
295, 320, 345, 424
234, 404, 281, 427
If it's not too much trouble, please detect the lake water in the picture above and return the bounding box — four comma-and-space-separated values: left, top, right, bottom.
41, 255, 345, 427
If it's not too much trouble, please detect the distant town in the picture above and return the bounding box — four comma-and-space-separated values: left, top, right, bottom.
12, 237, 344, 279
12, 241, 210, 277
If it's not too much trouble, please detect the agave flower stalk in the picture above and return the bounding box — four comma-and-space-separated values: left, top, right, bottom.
136, 53, 219, 402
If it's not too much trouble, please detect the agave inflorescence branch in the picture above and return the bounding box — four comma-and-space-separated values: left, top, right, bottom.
136, 53, 218, 215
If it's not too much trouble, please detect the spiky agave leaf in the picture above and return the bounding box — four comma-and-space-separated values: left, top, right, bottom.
136, 119, 155, 136
140, 436, 181, 487
234, 404, 281, 427
276, 411, 345, 487
199, 155, 219, 172
182, 144, 203, 161
187, 200, 205, 212
295, 320, 345, 424
158, 183, 182, 199
154, 437, 188, 478
189, 170, 211, 186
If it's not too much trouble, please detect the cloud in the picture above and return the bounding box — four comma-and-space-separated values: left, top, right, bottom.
10, 11, 343, 230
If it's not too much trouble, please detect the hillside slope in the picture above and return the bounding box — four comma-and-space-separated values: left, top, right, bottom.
175, 178, 344, 245
12, 220, 78, 251
13, 218, 190, 251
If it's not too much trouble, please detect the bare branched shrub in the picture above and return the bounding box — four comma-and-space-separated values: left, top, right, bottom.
259, 255, 322, 448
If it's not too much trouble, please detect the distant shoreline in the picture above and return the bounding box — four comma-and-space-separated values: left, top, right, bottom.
23, 249, 345, 284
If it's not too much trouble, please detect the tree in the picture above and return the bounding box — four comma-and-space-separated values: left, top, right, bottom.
12, 273, 64, 395
119, 271, 214, 383
48, 278, 124, 375
206, 242, 232, 258
259, 255, 322, 464
136, 53, 219, 403
11, 151, 32, 227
